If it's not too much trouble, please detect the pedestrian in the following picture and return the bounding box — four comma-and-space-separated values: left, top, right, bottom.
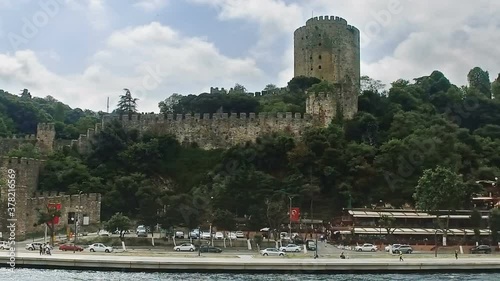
399, 250, 404, 261
39, 244, 43, 255
455, 249, 458, 259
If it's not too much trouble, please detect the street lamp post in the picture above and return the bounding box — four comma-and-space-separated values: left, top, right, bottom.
289, 196, 293, 239
74, 190, 83, 243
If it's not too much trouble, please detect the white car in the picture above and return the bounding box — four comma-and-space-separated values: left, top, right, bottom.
0, 241, 10, 250
279, 244, 302, 252
215, 232, 224, 239
88, 243, 113, 253
260, 248, 286, 256
355, 243, 378, 252
201, 232, 212, 239
385, 244, 401, 252
236, 231, 245, 238
98, 230, 110, 236
174, 243, 196, 252
228, 232, 237, 239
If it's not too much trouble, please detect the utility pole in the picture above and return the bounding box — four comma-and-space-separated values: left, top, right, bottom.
289, 196, 293, 239
74, 190, 83, 243
106, 97, 109, 113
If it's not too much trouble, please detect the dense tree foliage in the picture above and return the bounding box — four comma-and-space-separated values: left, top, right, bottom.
0, 89, 99, 139
2, 68, 500, 231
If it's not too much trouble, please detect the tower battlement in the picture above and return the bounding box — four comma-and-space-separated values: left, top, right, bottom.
306, 15, 348, 25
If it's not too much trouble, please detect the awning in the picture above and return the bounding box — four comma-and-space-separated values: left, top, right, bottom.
348, 210, 489, 219
352, 227, 491, 236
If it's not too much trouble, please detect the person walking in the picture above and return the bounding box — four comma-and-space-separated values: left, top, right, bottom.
399, 250, 404, 261
455, 249, 458, 259
39, 244, 43, 255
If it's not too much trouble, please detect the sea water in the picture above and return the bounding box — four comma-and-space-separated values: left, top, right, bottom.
0, 269, 499, 281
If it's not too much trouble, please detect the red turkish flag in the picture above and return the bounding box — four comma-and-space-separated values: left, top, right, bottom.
290, 207, 300, 222
48, 203, 61, 224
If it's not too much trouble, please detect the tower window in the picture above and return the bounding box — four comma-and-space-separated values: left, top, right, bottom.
318, 55, 322, 59
319, 43, 322, 46
318, 65, 322, 69
310, 67, 313, 71
310, 56, 312, 60
306, 36, 308, 39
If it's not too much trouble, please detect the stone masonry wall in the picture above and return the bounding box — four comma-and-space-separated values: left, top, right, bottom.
294, 15, 360, 120
104, 112, 316, 149
0, 157, 43, 240
25, 192, 101, 235
0, 135, 37, 156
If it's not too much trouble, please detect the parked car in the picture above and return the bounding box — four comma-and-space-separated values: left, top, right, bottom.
228, 232, 237, 239
98, 230, 110, 236
201, 232, 212, 239
0, 241, 10, 250
137, 230, 147, 237
396, 245, 413, 254
26, 242, 51, 251
279, 244, 302, 252
470, 245, 492, 254
199, 245, 222, 253
305, 239, 316, 251
236, 231, 245, 238
59, 243, 84, 252
174, 243, 196, 252
355, 243, 378, 252
260, 248, 285, 256
136, 225, 146, 233
175, 231, 185, 239
385, 244, 401, 252
215, 232, 224, 240
88, 243, 113, 253
189, 229, 200, 238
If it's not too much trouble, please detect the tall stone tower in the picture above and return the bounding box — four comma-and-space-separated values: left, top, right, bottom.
296, 16, 360, 121
36, 123, 55, 154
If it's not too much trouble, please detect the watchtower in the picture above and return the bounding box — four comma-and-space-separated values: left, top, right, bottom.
295, 16, 360, 120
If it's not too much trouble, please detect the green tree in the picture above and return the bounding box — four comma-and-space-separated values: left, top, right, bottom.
104, 212, 132, 240
34, 205, 62, 246
158, 93, 182, 114
116, 88, 138, 116
378, 214, 396, 243
413, 166, 469, 247
470, 209, 482, 242
490, 208, 500, 244
492, 73, 500, 100
467, 67, 491, 98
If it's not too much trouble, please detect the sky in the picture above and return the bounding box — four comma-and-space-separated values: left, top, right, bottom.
0, 0, 498, 113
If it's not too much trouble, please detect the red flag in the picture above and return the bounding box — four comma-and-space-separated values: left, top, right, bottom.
48, 203, 61, 224
290, 207, 300, 222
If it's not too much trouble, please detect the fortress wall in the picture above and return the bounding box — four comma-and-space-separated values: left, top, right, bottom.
25, 192, 101, 234
104, 113, 314, 149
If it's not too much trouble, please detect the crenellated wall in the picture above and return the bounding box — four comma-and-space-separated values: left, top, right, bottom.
103, 112, 316, 149
0, 157, 102, 240
0, 135, 37, 156
25, 192, 101, 235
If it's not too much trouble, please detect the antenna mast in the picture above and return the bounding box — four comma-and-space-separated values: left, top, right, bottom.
106, 97, 109, 113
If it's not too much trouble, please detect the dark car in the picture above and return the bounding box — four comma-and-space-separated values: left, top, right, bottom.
470, 245, 492, 254
199, 245, 222, 253
305, 239, 316, 251
59, 244, 84, 251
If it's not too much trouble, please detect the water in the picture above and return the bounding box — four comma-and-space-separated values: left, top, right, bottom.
0, 269, 499, 281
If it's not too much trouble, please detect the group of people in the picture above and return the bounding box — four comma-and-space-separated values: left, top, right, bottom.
39, 243, 52, 255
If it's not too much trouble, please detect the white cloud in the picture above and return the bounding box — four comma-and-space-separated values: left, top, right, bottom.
133, 0, 169, 11
0, 22, 264, 112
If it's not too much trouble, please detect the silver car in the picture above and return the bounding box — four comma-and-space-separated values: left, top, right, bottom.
259, 248, 285, 256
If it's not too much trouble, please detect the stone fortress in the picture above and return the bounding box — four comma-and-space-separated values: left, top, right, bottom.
0, 16, 359, 239
0, 124, 102, 240
105, 16, 360, 149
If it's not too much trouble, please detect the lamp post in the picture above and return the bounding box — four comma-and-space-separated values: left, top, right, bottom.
288, 196, 293, 239
74, 190, 83, 243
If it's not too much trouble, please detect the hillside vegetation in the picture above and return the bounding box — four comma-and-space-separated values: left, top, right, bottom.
2, 68, 500, 232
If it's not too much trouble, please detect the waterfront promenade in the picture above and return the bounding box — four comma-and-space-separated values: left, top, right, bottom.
2, 252, 500, 273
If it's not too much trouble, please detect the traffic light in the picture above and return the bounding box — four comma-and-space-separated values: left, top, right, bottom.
68, 212, 75, 224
